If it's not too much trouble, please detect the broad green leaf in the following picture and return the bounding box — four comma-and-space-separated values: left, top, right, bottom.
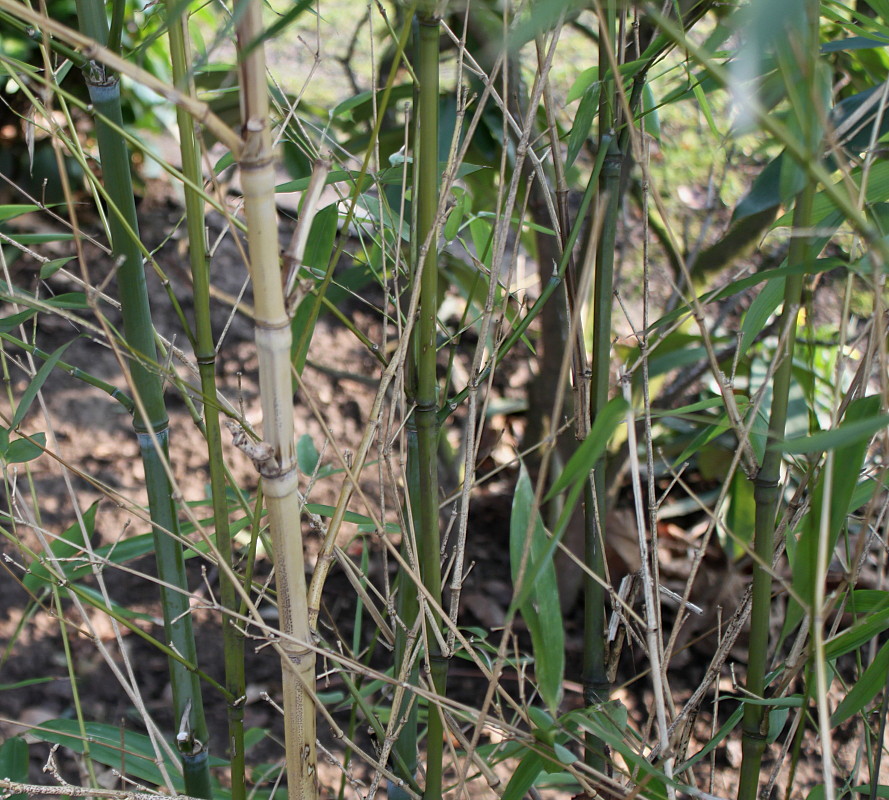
12, 341, 73, 428
830, 83, 889, 152
724, 467, 755, 559
501, 751, 543, 800
853, 786, 889, 799
733, 152, 784, 221
29, 718, 183, 790
290, 203, 340, 374
24, 502, 99, 593
680, 705, 743, 770
641, 81, 661, 140
830, 639, 889, 726
43, 292, 89, 309
0, 736, 28, 800
825, 604, 889, 660
693, 81, 719, 138
647, 258, 842, 334
246, 0, 314, 53
39, 257, 74, 279
4, 432, 46, 464
0, 205, 40, 223
545, 397, 628, 501
510, 464, 564, 712
443, 189, 467, 241
672, 412, 733, 468
739, 274, 784, 357
0, 310, 38, 333
773, 161, 889, 227
776, 412, 889, 454
296, 433, 320, 475
566, 83, 599, 169
821, 36, 889, 53
783, 396, 883, 637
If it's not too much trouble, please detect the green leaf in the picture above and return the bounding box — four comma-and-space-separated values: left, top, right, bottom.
733, 152, 784, 221
296, 433, 320, 475
0, 205, 40, 223
773, 161, 889, 227
39, 257, 74, 279
4, 432, 46, 464
566, 83, 599, 169
776, 412, 889, 454
510, 464, 564, 712
830, 83, 889, 152
693, 81, 719, 138
29, 719, 183, 790
830, 639, 889, 726
647, 258, 842, 334
0, 736, 28, 800
24, 502, 99, 593
0, 310, 38, 333
290, 203, 340, 374
641, 81, 661, 141
501, 750, 543, 800
825, 603, 889, 660
680, 705, 743, 770
12, 341, 73, 429
739, 274, 784, 357
783, 396, 883, 637
545, 397, 628, 501
853, 785, 889, 799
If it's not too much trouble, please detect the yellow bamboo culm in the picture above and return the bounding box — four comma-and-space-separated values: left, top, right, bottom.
235, 3, 316, 799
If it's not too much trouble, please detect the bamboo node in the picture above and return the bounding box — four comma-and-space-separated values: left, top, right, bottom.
225, 419, 282, 475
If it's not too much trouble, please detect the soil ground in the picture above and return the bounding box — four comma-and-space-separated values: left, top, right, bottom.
0, 175, 884, 800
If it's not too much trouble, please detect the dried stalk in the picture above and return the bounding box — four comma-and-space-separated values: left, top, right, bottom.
234, 3, 316, 798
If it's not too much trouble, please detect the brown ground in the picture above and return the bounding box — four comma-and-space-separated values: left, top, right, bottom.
0, 184, 884, 800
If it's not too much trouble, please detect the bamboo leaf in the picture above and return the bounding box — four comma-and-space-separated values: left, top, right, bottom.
29, 719, 188, 790
776, 411, 889, 453
647, 258, 842, 333
24, 501, 99, 593
641, 81, 661, 140
830, 639, 889, 726
510, 464, 564, 712
774, 161, 889, 227
501, 751, 543, 800
39, 257, 74, 279
566, 83, 599, 169
825, 602, 889, 660
297, 433, 320, 475
12, 341, 73, 429
0, 310, 38, 333
739, 273, 784, 357
0, 737, 28, 800
545, 397, 628, 501
783, 396, 883, 637
4, 432, 46, 464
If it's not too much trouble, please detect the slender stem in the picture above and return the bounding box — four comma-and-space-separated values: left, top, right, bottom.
72, 0, 210, 792
738, 181, 815, 800
234, 2, 316, 798
164, 2, 246, 796
582, 133, 622, 771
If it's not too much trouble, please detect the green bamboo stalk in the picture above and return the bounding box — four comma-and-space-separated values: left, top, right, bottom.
393, 10, 444, 798
738, 3, 819, 793
72, 1, 211, 794
234, 3, 316, 799
582, 132, 621, 772
413, 11, 445, 799
163, 3, 245, 797
737, 181, 815, 800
